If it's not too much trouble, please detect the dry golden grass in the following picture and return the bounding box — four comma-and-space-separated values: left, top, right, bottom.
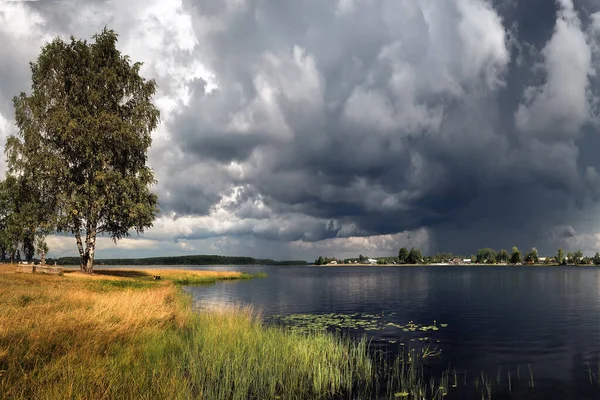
0, 264, 242, 342
0, 264, 249, 398
0, 264, 190, 356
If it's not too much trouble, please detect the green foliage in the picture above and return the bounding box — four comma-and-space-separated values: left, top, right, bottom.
510, 246, 522, 264
594, 253, 600, 265
524, 247, 539, 264
398, 247, 409, 264
314, 256, 337, 265
7, 28, 160, 272
557, 248, 565, 265
573, 250, 583, 265
422, 255, 434, 264
497, 249, 509, 263
476, 248, 497, 264
432, 252, 454, 263
22, 233, 35, 262
406, 248, 422, 264
0, 177, 43, 263
92, 279, 156, 292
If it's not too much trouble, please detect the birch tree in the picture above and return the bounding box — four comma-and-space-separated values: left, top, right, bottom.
6, 28, 159, 273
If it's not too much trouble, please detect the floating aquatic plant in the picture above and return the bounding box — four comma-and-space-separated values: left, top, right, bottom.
268, 312, 449, 338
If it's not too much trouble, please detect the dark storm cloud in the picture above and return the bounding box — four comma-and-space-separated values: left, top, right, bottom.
155, 0, 600, 254
4, 0, 600, 258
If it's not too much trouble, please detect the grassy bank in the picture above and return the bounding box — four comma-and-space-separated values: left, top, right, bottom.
0, 264, 373, 399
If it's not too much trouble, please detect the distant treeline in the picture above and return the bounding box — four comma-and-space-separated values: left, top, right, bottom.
55, 255, 308, 266
315, 246, 600, 266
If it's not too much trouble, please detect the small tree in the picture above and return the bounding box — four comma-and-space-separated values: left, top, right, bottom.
0, 178, 34, 264
510, 246, 522, 264
497, 249, 509, 263
574, 250, 583, 265
525, 247, 539, 264
398, 247, 409, 264
477, 248, 497, 264
407, 248, 422, 264
7, 28, 159, 273
22, 233, 35, 262
594, 253, 600, 266
557, 248, 564, 265
567, 252, 573, 265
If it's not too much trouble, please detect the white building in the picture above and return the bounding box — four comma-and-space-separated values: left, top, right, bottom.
462, 259, 472, 264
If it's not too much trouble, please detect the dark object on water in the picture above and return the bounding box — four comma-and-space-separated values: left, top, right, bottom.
153, 275, 161, 280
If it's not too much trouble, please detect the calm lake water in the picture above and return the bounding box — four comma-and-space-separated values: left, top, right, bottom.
146, 265, 600, 399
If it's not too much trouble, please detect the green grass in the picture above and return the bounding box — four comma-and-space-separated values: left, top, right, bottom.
92, 278, 157, 291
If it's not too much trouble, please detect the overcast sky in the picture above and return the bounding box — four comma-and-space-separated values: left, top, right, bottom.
2, 0, 600, 261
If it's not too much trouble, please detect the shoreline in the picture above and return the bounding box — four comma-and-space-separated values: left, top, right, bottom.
312, 263, 584, 267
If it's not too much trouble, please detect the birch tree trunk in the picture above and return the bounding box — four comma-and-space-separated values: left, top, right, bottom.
75, 230, 86, 272
84, 225, 97, 273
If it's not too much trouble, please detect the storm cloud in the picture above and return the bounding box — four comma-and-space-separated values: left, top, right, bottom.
2, 0, 600, 260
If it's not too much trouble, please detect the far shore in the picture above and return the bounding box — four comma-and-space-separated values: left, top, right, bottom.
313, 262, 584, 267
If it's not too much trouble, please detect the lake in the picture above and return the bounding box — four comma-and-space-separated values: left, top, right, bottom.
180, 265, 600, 399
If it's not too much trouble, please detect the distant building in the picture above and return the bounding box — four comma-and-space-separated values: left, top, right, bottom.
367, 258, 377, 264
538, 257, 547, 263
462, 259, 472, 264
328, 260, 337, 265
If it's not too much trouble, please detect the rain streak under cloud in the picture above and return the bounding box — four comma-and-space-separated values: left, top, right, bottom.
2, 0, 600, 260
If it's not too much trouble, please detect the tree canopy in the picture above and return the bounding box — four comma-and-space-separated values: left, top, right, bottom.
497, 249, 509, 263
510, 246, 522, 264
525, 247, 539, 263
476, 248, 496, 264
5, 28, 159, 273
406, 248, 422, 264
557, 248, 565, 265
398, 247, 409, 264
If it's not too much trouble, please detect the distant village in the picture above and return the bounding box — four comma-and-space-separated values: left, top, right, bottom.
313, 246, 600, 266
